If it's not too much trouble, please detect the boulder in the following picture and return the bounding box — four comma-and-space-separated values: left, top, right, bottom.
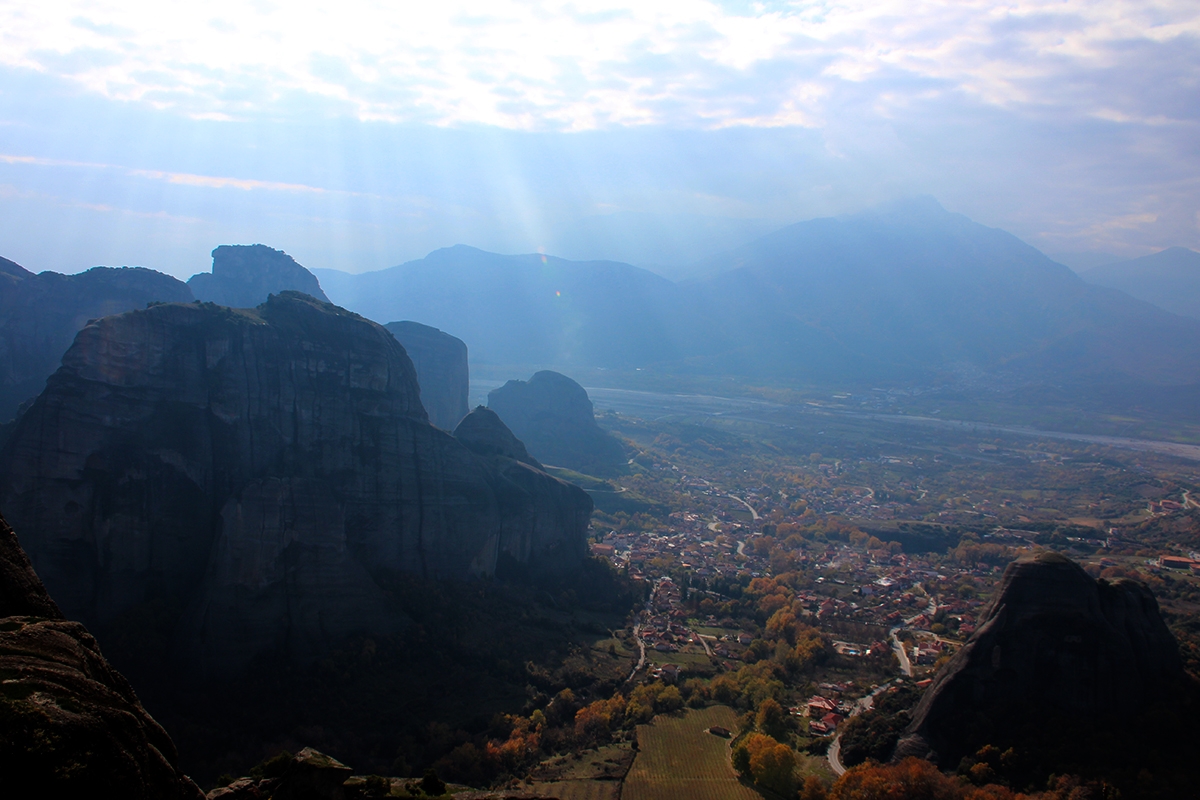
487, 371, 625, 473
188, 245, 328, 308
384, 321, 469, 431
0, 510, 203, 798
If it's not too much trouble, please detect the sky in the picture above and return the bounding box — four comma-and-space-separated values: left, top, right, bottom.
0, 0, 1197, 279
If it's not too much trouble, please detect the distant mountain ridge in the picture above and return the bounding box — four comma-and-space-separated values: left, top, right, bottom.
1081, 246, 1200, 321
315, 245, 691, 368
686, 198, 1200, 387
315, 200, 1200, 399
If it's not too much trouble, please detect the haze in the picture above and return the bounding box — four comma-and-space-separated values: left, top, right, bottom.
1, 0, 1198, 278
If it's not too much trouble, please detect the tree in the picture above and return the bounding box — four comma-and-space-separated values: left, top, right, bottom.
419, 768, 446, 796
756, 697, 788, 741
734, 733, 797, 796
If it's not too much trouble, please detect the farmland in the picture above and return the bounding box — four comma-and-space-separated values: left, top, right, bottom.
622, 706, 759, 800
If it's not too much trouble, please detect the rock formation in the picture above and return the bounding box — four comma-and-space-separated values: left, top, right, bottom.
0, 293, 591, 673
384, 321, 470, 431
0, 510, 203, 798
455, 407, 592, 577
188, 244, 328, 308
487, 371, 626, 473
0, 255, 193, 422
896, 551, 1185, 766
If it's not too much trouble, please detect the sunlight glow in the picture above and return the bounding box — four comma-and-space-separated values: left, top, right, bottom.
0, 1, 1196, 130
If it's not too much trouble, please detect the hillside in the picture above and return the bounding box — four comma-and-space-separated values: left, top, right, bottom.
687, 198, 1200, 388
1082, 246, 1200, 321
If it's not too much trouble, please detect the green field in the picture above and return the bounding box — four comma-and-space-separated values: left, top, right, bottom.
622, 706, 760, 800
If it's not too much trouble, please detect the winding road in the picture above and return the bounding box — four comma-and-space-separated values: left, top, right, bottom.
828, 681, 894, 775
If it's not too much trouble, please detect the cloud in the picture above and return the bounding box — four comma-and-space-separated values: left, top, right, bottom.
0, 152, 370, 196
0, 1, 1195, 131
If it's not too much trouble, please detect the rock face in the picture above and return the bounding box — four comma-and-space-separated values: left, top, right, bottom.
0, 256, 193, 422
487, 371, 626, 473
384, 321, 470, 431
0, 511, 203, 797
454, 406, 542, 468
188, 244, 329, 308
0, 293, 591, 673
896, 551, 1184, 765
455, 407, 592, 577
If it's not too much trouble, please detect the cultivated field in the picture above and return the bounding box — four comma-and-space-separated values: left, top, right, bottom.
622, 706, 760, 800
528, 780, 620, 800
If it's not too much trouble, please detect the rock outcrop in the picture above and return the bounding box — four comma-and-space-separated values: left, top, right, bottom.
0, 293, 591, 673
188, 245, 328, 308
487, 371, 626, 473
0, 510, 203, 798
384, 321, 470, 431
455, 407, 592, 577
896, 551, 1185, 766
0, 256, 193, 422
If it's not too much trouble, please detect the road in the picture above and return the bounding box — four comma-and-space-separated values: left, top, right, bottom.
890, 628, 913, 677
696, 633, 715, 657
828, 681, 894, 776
627, 623, 646, 682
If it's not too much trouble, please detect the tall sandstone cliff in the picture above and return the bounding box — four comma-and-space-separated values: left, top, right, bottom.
896, 551, 1185, 766
488, 371, 626, 473
454, 407, 592, 578
0, 511, 203, 798
385, 321, 470, 431
187, 244, 329, 308
0, 256, 193, 422
0, 293, 590, 673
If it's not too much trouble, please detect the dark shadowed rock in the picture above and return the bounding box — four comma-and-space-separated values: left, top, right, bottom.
188, 245, 329, 308
0, 256, 193, 422
384, 321, 470, 431
454, 407, 592, 578
487, 371, 626, 473
895, 551, 1184, 766
0, 509, 203, 798
0, 513, 60, 618
270, 748, 353, 800
454, 406, 542, 468
0, 293, 591, 674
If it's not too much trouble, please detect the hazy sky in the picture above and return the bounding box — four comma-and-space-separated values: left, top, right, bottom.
0, 1, 1197, 278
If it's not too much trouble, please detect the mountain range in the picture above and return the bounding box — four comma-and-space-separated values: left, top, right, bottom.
316, 199, 1200, 396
